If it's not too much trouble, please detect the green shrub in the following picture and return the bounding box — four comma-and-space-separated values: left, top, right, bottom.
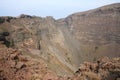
0, 17, 4, 23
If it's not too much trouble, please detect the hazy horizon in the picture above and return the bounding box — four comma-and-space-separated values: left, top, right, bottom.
0, 0, 120, 19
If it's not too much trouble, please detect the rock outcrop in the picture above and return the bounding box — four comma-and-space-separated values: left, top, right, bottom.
0, 43, 58, 80
73, 57, 120, 80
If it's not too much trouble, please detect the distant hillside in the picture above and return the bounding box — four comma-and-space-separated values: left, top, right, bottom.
62, 3, 120, 61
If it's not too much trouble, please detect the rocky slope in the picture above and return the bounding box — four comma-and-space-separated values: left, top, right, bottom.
0, 3, 120, 76
0, 15, 82, 76
73, 57, 120, 80
62, 3, 120, 61
0, 43, 58, 80
65, 3, 120, 45
0, 43, 119, 80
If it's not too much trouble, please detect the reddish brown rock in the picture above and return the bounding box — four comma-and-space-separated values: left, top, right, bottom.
16, 62, 26, 69
43, 71, 57, 80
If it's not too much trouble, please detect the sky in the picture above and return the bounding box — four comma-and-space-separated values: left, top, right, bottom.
0, 0, 120, 19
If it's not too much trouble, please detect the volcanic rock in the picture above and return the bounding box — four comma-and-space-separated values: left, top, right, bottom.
0, 3, 120, 77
